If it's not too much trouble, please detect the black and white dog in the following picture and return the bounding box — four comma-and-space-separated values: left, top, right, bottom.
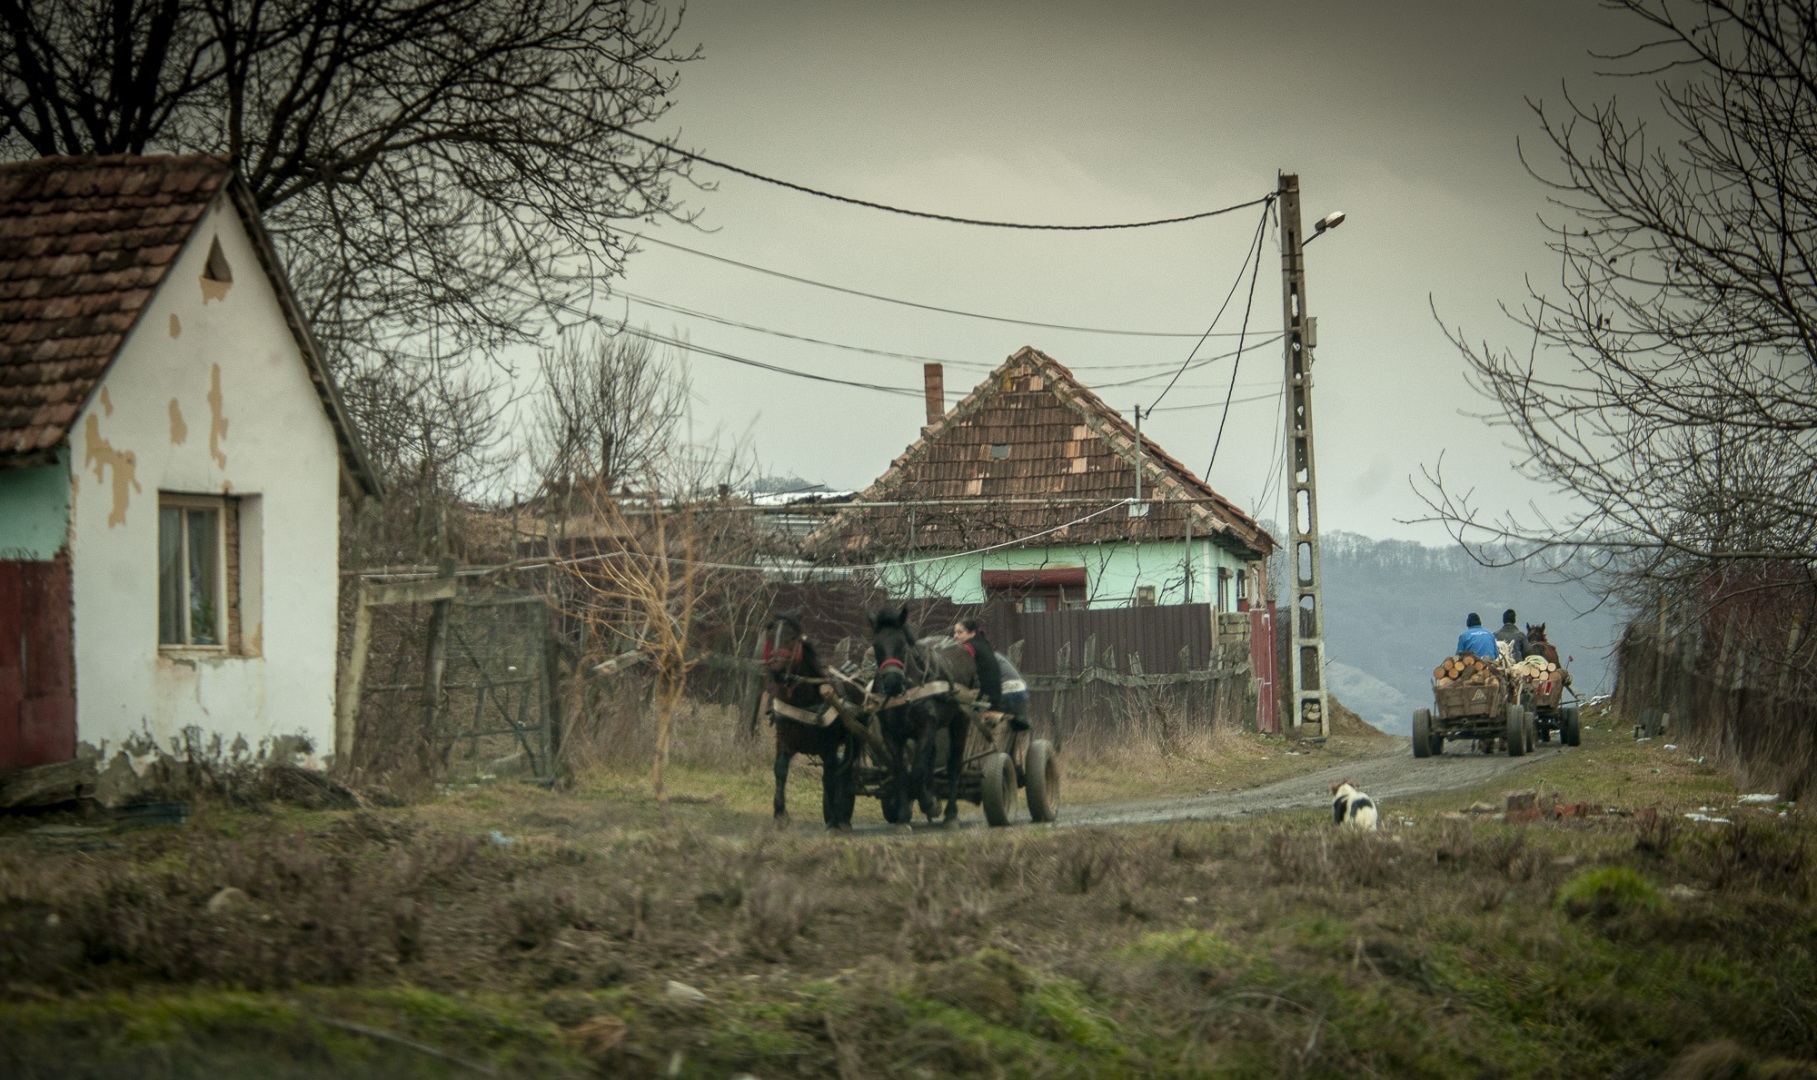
1330, 780, 1379, 831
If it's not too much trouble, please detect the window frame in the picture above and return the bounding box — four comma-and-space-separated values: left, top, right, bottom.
158, 493, 229, 653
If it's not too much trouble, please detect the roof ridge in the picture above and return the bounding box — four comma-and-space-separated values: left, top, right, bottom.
0, 153, 230, 174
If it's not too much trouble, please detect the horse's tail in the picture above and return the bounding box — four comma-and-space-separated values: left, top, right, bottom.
969, 633, 1003, 705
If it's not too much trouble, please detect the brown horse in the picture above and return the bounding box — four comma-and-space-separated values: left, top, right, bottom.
1525, 623, 1560, 664
868, 604, 1001, 825
761, 613, 860, 829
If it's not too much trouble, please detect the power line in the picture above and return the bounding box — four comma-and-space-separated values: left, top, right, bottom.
629, 232, 1256, 338
1204, 206, 1271, 479
516, 281, 925, 397
610, 325, 922, 398
619, 292, 994, 369
1090, 335, 1281, 388
1148, 201, 1273, 413
619, 128, 1273, 231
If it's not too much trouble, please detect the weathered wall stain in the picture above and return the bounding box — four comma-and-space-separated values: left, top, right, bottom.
82, 415, 140, 527
199, 275, 231, 303
207, 364, 229, 469
168, 399, 187, 444
168, 313, 181, 338
100, 386, 113, 417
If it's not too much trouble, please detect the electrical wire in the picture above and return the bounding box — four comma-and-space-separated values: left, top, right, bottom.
620, 292, 994, 369
618, 128, 1273, 231
1204, 205, 1271, 479
1089, 335, 1281, 389
1147, 200, 1273, 413
510, 279, 926, 397
629, 232, 1255, 338
361, 499, 1136, 580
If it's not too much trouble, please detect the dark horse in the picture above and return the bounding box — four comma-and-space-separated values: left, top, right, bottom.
1525, 623, 1559, 664
868, 605, 1001, 825
761, 613, 859, 829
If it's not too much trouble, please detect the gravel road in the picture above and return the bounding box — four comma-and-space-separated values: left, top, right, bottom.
1063, 739, 1569, 827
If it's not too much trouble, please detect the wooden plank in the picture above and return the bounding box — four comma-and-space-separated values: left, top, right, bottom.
366, 577, 458, 608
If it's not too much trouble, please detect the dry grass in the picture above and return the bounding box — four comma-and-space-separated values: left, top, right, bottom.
6, 701, 1811, 1078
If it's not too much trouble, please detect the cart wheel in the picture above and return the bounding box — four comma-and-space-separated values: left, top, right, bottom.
1024, 739, 1059, 822
1506, 705, 1527, 757
980, 752, 1015, 827
1524, 709, 1537, 754
1563, 705, 1581, 747
1412, 708, 1432, 758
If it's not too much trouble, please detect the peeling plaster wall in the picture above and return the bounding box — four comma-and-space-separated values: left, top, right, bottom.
67, 196, 340, 758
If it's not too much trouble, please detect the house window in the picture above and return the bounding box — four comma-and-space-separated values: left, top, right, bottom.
1136, 585, 1157, 606
1023, 594, 1048, 614
159, 494, 238, 649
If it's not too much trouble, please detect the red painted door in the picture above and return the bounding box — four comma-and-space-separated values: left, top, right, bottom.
0, 555, 76, 770
1250, 602, 1278, 734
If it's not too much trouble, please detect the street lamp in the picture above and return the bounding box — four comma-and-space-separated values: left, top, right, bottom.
1303, 210, 1346, 245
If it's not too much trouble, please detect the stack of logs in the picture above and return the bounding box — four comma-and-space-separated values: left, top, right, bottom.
1433, 653, 1506, 687
1509, 655, 1563, 681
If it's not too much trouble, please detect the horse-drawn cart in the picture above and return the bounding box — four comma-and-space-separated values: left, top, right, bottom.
819, 679, 1059, 827
1518, 667, 1580, 746
1412, 668, 1533, 758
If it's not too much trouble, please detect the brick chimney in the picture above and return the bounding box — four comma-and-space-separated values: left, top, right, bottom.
923, 363, 945, 426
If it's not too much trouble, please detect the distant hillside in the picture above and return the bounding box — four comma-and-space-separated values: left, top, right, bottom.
1270, 529, 1627, 734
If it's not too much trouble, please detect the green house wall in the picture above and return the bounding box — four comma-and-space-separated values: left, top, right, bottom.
879, 538, 1253, 610
0, 448, 70, 560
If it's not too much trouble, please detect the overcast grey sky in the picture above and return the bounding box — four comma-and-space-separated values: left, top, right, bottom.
609, 0, 1636, 542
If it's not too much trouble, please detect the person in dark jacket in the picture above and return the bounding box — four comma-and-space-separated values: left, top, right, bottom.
1494, 609, 1528, 662
1457, 612, 1499, 659
953, 618, 1030, 732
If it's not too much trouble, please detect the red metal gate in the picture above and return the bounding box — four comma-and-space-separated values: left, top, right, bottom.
0, 555, 76, 770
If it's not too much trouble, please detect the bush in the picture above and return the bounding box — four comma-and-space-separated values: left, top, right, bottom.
1557, 866, 1663, 920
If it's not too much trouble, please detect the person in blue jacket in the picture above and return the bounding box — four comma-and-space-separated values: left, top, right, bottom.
1456, 612, 1499, 659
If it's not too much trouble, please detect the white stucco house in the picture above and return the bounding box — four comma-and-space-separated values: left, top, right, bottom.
0, 155, 379, 772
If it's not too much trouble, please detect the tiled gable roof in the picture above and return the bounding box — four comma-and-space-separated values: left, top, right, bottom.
0, 154, 379, 495
0, 154, 230, 457
819, 347, 1274, 558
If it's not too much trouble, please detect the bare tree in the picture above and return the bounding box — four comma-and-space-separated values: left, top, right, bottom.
1424, 0, 1817, 615
0, 0, 698, 368
532, 329, 690, 504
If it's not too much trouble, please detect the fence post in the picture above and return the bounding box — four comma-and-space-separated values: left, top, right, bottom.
835, 636, 852, 669
1178, 644, 1196, 730
740, 631, 767, 738
1007, 638, 1024, 669
1051, 641, 1072, 750
335, 581, 375, 769
420, 559, 456, 771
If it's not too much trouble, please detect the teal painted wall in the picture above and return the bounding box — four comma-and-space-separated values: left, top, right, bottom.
880, 538, 1254, 610
0, 448, 70, 559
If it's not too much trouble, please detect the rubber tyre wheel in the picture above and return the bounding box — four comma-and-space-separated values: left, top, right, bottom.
1525, 710, 1537, 754
1506, 705, 1527, 757
981, 752, 1015, 827
1412, 708, 1432, 758
1563, 705, 1581, 747
1024, 739, 1059, 822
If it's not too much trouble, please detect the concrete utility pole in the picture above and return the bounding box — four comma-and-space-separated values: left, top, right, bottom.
1278, 173, 1329, 738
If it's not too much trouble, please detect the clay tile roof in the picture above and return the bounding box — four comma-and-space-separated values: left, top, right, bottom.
818, 347, 1275, 559
0, 154, 230, 457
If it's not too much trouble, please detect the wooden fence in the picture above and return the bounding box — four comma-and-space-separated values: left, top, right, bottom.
1614, 622, 1817, 798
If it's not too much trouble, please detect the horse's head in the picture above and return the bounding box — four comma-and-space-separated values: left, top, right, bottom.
763, 612, 811, 682
1527, 622, 1547, 643
868, 603, 917, 697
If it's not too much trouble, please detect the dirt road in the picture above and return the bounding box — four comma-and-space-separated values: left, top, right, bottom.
1064, 740, 1566, 828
